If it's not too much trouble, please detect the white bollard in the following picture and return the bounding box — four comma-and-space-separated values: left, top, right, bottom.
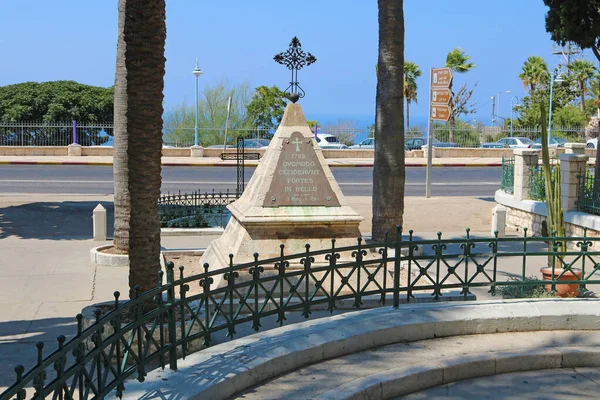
93, 204, 107, 241
491, 204, 507, 238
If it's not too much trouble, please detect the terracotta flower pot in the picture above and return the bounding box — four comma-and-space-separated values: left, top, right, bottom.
540, 267, 582, 298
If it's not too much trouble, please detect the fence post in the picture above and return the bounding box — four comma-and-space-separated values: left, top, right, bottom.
513, 149, 539, 201
559, 153, 589, 212
72, 120, 77, 145
564, 142, 586, 155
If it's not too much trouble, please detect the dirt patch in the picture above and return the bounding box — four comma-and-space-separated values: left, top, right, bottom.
165, 254, 204, 278
98, 245, 128, 255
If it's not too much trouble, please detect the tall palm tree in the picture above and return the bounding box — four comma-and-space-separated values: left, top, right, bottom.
518, 56, 548, 94
445, 48, 475, 142
372, 0, 404, 242
113, 0, 166, 299
404, 61, 421, 131
569, 59, 597, 113
113, 0, 129, 256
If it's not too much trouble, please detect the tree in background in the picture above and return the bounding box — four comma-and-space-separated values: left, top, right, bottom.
513, 80, 578, 130
445, 48, 475, 142
113, 0, 167, 300
404, 61, 421, 131
372, 0, 404, 242
518, 56, 549, 95
245, 85, 287, 131
0, 81, 113, 122
163, 81, 252, 146
322, 120, 360, 146
0, 81, 114, 145
569, 59, 597, 113
544, 0, 600, 185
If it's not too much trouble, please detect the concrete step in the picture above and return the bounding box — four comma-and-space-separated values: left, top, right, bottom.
235, 330, 600, 399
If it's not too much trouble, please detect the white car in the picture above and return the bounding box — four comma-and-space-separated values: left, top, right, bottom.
315, 134, 348, 149
495, 137, 536, 149
587, 138, 597, 149
349, 138, 374, 149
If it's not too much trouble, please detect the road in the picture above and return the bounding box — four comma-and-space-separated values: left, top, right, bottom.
0, 165, 500, 197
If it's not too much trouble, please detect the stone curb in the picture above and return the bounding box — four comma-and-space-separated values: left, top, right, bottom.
116, 298, 600, 400
0, 160, 506, 167
314, 347, 600, 399
89, 245, 129, 267
161, 227, 224, 236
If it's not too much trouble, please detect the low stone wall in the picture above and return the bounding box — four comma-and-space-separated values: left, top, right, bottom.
0, 146, 68, 156
81, 146, 114, 156
496, 190, 600, 242
433, 147, 514, 158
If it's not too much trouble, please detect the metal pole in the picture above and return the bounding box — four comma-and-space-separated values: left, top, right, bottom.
194, 73, 199, 147
425, 68, 433, 199
72, 120, 77, 145
510, 105, 514, 138
491, 96, 496, 127
497, 91, 501, 122
223, 96, 232, 149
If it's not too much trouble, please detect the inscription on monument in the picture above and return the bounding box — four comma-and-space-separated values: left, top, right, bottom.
264, 131, 340, 207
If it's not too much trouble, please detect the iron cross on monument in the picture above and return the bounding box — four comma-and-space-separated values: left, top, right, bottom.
274, 37, 317, 103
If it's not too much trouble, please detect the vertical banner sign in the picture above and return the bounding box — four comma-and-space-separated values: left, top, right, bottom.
426, 67, 453, 198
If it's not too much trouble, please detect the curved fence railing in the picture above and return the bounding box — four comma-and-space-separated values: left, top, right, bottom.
3, 227, 600, 399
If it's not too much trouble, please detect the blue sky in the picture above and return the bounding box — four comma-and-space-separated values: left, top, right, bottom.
0, 0, 595, 126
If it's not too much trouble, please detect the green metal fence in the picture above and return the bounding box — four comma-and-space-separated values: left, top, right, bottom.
577, 169, 600, 215
3, 228, 600, 400
500, 156, 514, 194
158, 190, 238, 228
528, 165, 559, 201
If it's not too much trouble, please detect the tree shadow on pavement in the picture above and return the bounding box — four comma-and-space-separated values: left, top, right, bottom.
0, 316, 77, 388
0, 201, 114, 240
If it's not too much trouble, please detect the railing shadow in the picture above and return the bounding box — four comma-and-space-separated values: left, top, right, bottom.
0, 201, 114, 240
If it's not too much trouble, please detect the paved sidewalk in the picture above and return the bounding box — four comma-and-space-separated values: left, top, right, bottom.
0, 155, 505, 167
0, 193, 493, 389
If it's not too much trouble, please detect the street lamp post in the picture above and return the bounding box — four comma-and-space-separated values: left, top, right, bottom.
548, 67, 564, 147
510, 96, 520, 137
497, 90, 511, 123
192, 59, 203, 147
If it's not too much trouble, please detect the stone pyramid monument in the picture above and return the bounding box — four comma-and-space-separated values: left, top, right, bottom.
200, 103, 363, 275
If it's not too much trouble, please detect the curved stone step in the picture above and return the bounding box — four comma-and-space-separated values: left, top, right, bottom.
116, 299, 600, 400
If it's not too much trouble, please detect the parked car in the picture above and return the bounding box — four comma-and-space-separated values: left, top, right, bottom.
587, 138, 597, 149
481, 137, 535, 149
349, 137, 374, 149
404, 137, 457, 151
531, 137, 568, 149
315, 134, 348, 149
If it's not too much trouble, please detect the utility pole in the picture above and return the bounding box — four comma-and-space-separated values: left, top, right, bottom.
491, 96, 496, 126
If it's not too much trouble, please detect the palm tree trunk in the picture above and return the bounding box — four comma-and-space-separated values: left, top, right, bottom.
406, 99, 410, 131
372, 0, 405, 242
113, 0, 129, 255
123, 0, 166, 299
580, 80, 586, 113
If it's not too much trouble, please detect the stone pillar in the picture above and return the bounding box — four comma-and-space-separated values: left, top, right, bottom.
559, 153, 589, 212
421, 145, 435, 159
67, 143, 82, 156
513, 149, 539, 201
565, 143, 586, 155
93, 204, 107, 241
491, 204, 507, 238
190, 145, 204, 157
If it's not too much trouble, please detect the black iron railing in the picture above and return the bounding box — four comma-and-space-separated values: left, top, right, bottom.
3, 227, 600, 399
158, 190, 238, 228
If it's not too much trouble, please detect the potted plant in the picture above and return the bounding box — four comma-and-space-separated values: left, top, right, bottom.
538, 104, 581, 297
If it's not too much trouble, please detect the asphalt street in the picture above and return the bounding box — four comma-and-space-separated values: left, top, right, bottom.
0, 165, 500, 197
